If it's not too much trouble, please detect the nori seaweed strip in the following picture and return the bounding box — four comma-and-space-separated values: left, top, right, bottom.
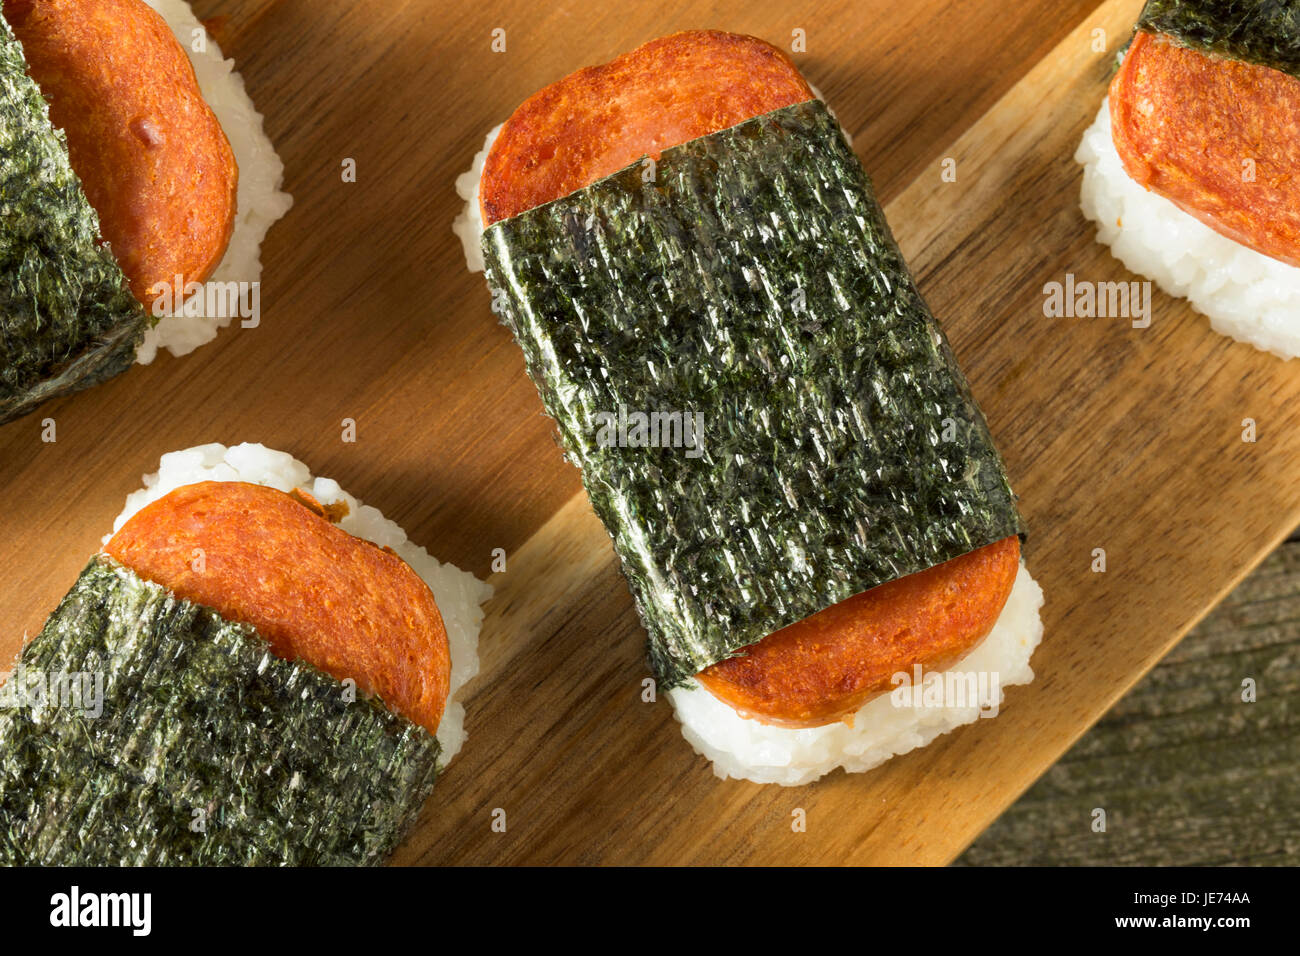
483, 99, 1024, 689
0, 556, 440, 866
1137, 0, 1300, 78
0, 14, 148, 426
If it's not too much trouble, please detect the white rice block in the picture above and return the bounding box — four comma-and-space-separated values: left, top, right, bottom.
668, 563, 1045, 786
105, 443, 493, 768
1077, 98, 1300, 359
135, 0, 294, 363
453, 125, 502, 274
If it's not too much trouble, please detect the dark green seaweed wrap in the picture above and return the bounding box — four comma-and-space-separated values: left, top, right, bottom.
0, 556, 440, 866
0, 14, 149, 426
1137, 0, 1300, 78
482, 98, 1024, 690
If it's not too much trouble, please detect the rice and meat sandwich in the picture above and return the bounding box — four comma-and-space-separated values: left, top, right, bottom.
0, 443, 492, 865
456, 31, 1045, 786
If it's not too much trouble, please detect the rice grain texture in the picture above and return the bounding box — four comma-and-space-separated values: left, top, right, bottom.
1077, 98, 1300, 359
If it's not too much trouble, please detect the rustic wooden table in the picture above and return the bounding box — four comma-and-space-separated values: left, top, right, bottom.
2, 0, 1296, 865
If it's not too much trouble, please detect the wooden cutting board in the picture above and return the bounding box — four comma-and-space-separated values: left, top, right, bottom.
1, 0, 1292, 865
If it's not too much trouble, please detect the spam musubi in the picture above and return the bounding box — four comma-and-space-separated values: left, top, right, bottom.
1078, 0, 1300, 357
0, 444, 491, 864
456, 31, 1045, 785
0, 1, 291, 426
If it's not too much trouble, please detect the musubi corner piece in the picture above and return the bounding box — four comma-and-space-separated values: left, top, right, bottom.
0, 0, 290, 426
0, 444, 491, 865
1078, 0, 1300, 357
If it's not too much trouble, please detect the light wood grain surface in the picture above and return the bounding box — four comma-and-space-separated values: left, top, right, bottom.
2, 0, 1293, 865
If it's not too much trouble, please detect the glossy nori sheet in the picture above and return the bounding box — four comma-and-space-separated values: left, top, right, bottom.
0, 556, 440, 866
1138, 0, 1300, 78
483, 99, 1024, 689
0, 15, 147, 426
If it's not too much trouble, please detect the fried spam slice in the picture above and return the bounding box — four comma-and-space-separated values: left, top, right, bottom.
6, 0, 238, 303
479, 29, 813, 224
1110, 29, 1300, 267
697, 537, 1021, 727
104, 481, 451, 735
